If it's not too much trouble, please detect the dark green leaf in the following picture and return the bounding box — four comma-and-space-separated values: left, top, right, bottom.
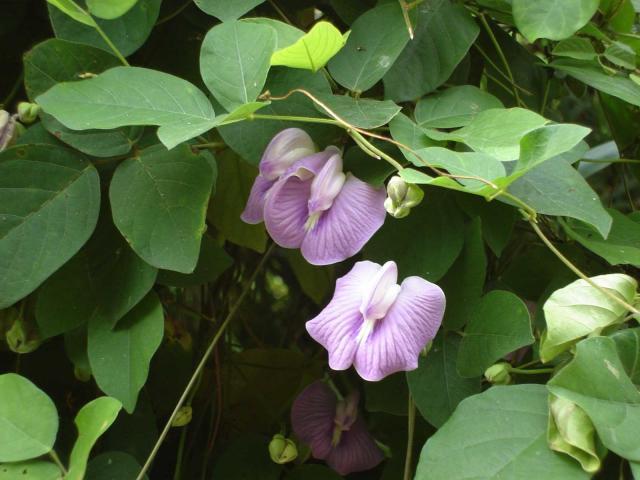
315, 94, 400, 128
513, 0, 599, 41
211, 434, 281, 480
194, 0, 265, 21
86, 451, 147, 480
415, 86, 503, 128
611, 328, 640, 385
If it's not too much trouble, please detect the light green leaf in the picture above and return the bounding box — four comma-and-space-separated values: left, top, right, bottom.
36, 67, 217, 149
48, 0, 161, 57
23, 38, 120, 100
315, 94, 400, 128
384, 0, 479, 101
563, 209, 640, 267
407, 334, 481, 427
548, 336, 640, 461
551, 59, 640, 107
552, 37, 598, 60
610, 328, 640, 384
415, 86, 503, 129
604, 42, 637, 70
457, 290, 533, 377
109, 144, 215, 273
66, 397, 123, 480
541, 274, 637, 362
0, 461, 61, 480
0, 374, 58, 462
506, 159, 612, 237
415, 385, 590, 480
632, 462, 640, 480
271, 21, 346, 71
389, 113, 441, 160
517, 124, 591, 171
0, 145, 100, 309
47, 0, 95, 26
86, 452, 147, 480
242, 18, 303, 50
328, 2, 409, 92
86, 0, 138, 19
194, 0, 265, 21
200, 21, 276, 111
88, 293, 165, 412
513, 0, 599, 41
36, 214, 157, 336
220, 102, 270, 124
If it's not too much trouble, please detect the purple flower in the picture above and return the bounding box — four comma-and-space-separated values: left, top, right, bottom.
263, 148, 386, 265
306, 261, 445, 381
241, 128, 316, 224
291, 381, 384, 475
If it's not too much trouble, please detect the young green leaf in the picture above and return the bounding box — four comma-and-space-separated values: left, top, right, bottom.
0, 374, 59, 462
66, 397, 123, 480
47, 0, 96, 26
513, 0, 599, 42
552, 37, 598, 61
271, 21, 346, 71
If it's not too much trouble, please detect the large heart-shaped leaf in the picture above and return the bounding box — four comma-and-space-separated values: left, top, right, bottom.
513, 0, 599, 42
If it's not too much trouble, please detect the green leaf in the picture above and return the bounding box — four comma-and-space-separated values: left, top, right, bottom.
0, 145, 100, 309
48, 0, 161, 57
109, 144, 215, 273
66, 397, 122, 480
415, 385, 589, 479
552, 37, 598, 61
548, 336, 640, 461
541, 274, 637, 362
610, 328, 640, 384
364, 373, 408, 416
200, 21, 276, 111
242, 18, 303, 50
456, 195, 516, 257
211, 434, 282, 480
389, 113, 441, 159
383, 0, 479, 101
24, 38, 120, 100
207, 150, 267, 252
551, 59, 640, 107
194, 0, 265, 21
37, 67, 217, 149
604, 42, 637, 69
88, 293, 165, 413
286, 465, 342, 480
513, 0, 599, 41
157, 234, 233, 288
35, 213, 157, 337
517, 124, 591, 171
506, 159, 612, 237
315, 94, 400, 129
426, 108, 548, 161
407, 334, 481, 427
65, 327, 92, 381
285, 250, 334, 305
440, 218, 487, 331
47, 0, 95, 26
328, 2, 409, 92
0, 374, 58, 462
0, 461, 61, 480
86, 0, 138, 19
415, 86, 503, 129
364, 188, 464, 282
563, 209, 640, 267
271, 21, 346, 71
86, 452, 147, 480
457, 290, 534, 377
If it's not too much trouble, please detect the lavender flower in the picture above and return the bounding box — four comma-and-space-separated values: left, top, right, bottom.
262, 148, 386, 265
291, 381, 383, 475
241, 128, 316, 224
306, 260, 445, 381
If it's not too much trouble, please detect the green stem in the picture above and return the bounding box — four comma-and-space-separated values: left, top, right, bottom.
399, 0, 415, 39
93, 22, 130, 66
49, 450, 67, 475
510, 367, 554, 375
581, 158, 640, 164
156, 0, 192, 26
249, 113, 340, 126
403, 395, 416, 480
193, 142, 226, 150
135, 244, 276, 480
1, 71, 23, 109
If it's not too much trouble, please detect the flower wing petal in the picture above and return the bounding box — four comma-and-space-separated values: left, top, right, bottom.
301, 174, 386, 265
354, 276, 445, 381
241, 175, 274, 224
290, 381, 336, 460
306, 261, 381, 371
325, 417, 384, 475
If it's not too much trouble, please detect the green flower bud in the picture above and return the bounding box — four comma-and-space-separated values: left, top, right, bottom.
171, 406, 193, 427
0, 110, 17, 151
384, 176, 424, 218
6, 314, 41, 354
74, 366, 92, 383
17, 102, 40, 124
484, 362, 512, 385
268, 434, 298, 464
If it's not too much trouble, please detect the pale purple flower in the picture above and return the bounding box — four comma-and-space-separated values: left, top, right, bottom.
306, 261, 445, 381
262, 148, 386, 265
241, 128, 316, 224
291, 381, 384, 475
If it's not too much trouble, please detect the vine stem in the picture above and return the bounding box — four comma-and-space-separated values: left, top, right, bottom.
135, 243, 276, 480
403, 395, 416, 480
527, 217, 640, 315
49, 450, 67, 475
93, 23, 130, 66
510, 367, 554, 375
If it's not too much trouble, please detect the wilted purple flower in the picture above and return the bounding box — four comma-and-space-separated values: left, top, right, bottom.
291, 381, 383, 475
0, 111, 17, 151
306, 260, 445, 381
263, 148, 386, 265
241, 128, 316, 224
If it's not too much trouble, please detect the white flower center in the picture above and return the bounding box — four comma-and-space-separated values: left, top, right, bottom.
304, 153, 346, 231
356, 261, 401, 344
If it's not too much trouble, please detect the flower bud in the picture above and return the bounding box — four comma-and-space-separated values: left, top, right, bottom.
260, 128, 316, 181
384, 176, 424, 218
74, 366, 92, 383
171, 406, 193, 427
6, 314, 41, 354
17, 102, 40, 124
484, 362, 512, 385
268, 434, 298, 464
0, 110, 17, 151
